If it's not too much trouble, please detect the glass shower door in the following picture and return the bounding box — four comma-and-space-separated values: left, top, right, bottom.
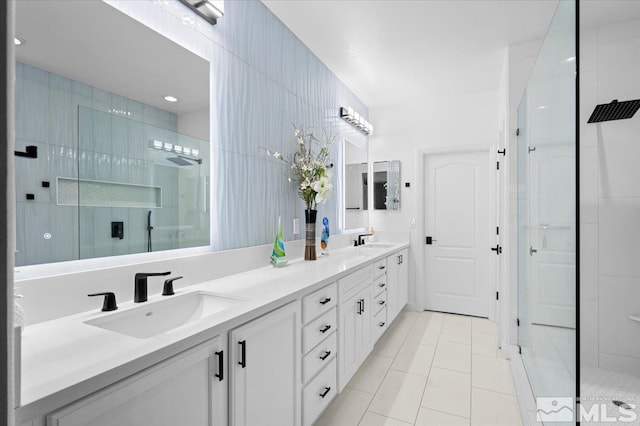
517, 0, 576, 421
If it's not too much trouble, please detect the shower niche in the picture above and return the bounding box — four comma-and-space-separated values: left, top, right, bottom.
14, 0, 210, 266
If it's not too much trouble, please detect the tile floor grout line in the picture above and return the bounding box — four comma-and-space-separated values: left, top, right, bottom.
356, 311, 420, 425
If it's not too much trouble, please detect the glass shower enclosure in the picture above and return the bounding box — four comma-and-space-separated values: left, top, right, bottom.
517, 0, 576, 421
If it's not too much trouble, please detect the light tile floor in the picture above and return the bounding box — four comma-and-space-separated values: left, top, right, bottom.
315, 310, 523, 426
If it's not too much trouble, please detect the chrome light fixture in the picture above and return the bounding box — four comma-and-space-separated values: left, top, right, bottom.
179, 0, 224, 25
340, 106, 373, 135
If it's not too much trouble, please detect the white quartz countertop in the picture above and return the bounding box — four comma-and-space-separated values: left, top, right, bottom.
17, 241, 408, 421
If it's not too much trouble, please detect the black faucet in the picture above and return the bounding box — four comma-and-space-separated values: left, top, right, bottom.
356, 233, 372, 246
134, 271, 171, 303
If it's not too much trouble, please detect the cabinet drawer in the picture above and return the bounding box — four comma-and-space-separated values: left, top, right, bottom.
302, 282, 337, 324
373, 307, 387, 342
303, 331, 337, 384
303, 307, 337, 354
373, 259, 387, 278
338, 266, 372, 300
373, 290, 387, 316
302, 358, 337, 426
373, 278, 387, 298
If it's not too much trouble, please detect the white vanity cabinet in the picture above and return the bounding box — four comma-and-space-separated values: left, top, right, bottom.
46, 336, 227, 426
386, 249, 409, 321
337, 266, 374, 391
229, 301, 301, 426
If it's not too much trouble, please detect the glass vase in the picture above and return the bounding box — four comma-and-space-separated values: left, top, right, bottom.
304, 209, 317, 261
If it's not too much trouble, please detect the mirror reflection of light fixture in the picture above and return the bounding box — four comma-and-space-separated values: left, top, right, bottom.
340, 106, 373, 135
179, 0, 224, 25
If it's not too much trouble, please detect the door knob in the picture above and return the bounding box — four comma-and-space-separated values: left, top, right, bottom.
426, 236, 437, 245
529, 246, 537, 256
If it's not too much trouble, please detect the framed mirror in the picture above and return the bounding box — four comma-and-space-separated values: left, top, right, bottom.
372, 160, 401, 210
343, 140, 368, 230
14, 1, 210, 266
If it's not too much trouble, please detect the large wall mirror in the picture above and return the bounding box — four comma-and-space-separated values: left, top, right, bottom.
15, 1, 210, 266
343, 140, 368, 230
372, 160, 401, 210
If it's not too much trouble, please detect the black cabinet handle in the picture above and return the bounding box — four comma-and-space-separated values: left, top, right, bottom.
400, 255, 403, 264
320, 324, 332, 333
356, 299, 362, 315
378, 300, 386, 305
397, 255, 402, 265
378, 282, 386, 288
215, 350, 224, 381
319, 350, 331, 361
319, 297, 331, 305
238, 340, 246, 368
378, 265, 385, 270
379, 322, 386, 327
361, 298, 365, 313
319, 387, 331, 398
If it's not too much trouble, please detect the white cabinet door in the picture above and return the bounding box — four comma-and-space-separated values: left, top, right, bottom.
47, 336, 226, 426
338, 285, 372, 390
229, 301, 301, 426
398, 249, 409, 311
386, 250, 409, 322
386, 253, 400, 321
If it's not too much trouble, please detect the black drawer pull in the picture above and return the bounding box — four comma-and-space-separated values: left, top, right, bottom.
319, 387, 331, 398
238, 340, 246, 368
361, 298, 365, 313
215, 351, 224, 381
357, 299, 362, 315
320, 324, 331, 333
378, 265, 385, 270
378, 300, 386, 305
379, 322, 386, 327
319, 297, 331, 305
378, 282, 386, 288
320, 350, 331, 361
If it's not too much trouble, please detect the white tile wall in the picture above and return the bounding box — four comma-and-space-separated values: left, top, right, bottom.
580, 17, 640, 372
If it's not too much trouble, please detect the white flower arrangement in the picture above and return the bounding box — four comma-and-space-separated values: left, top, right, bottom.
267, 126, 334, 211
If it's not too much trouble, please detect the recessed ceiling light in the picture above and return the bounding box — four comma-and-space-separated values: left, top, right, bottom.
163, 95, 178, 103
14, 37, 24, 46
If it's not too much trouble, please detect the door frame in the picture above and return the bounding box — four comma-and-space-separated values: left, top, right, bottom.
416, 145, 498, 322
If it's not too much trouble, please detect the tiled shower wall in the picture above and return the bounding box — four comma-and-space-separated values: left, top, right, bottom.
580, 18, 640, 373
14, 62, 192, 266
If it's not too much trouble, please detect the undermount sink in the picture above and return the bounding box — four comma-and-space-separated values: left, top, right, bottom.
358, 243, 395, 249
85, 291, 245, 339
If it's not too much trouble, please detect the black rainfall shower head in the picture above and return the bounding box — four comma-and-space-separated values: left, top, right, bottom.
588, 99, 640, 123
166, 156, 193, 166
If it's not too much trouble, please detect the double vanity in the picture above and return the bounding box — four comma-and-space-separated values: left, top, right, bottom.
17, 241, 409, 426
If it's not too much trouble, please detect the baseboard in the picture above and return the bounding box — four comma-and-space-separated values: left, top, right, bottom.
504, 345, 538, 426
404, 302, 419, 311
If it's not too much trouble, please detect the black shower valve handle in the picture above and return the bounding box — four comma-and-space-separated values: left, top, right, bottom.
162, 276, 183, 296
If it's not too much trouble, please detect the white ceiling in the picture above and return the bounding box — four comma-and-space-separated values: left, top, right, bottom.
15, 0, 209, 115
263, 0, 561, 109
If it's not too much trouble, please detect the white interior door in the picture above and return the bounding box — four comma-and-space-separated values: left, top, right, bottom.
528, 143, 576, 328
424, 150, 492, 318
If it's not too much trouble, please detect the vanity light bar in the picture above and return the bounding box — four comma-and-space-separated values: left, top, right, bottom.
340, 106, 373, 135
150, 140, 200, 158
179, 0, 223, 25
